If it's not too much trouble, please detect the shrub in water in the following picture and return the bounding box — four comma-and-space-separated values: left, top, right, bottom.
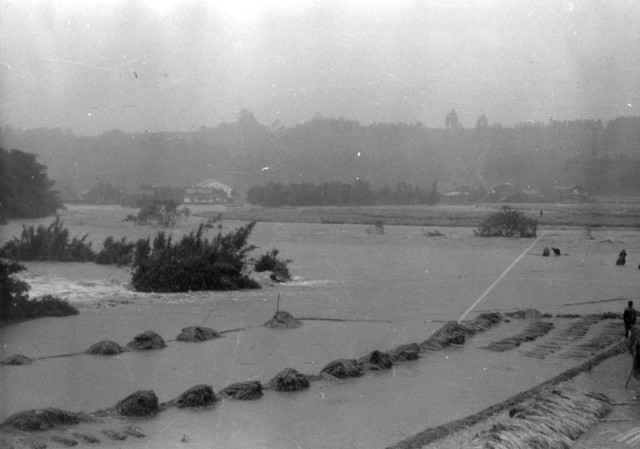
14, 294, 79, 318
0, 217, 95, 261
130, 222, 261, 292
475, 206, 537, 238
124, 199, 190, 227
95, 236, 135, 266
253, 248, 292, 281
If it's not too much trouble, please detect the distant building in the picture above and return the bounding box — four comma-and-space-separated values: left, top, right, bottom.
184, 179, 234, 204
548, 184, 588, 203
441, 191, 471, 204
489, 183, 519, 202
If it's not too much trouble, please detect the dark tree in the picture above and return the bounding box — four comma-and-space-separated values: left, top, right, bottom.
427, 180, 439, 205
0, 148, 62, 222
445, 109, 461, 130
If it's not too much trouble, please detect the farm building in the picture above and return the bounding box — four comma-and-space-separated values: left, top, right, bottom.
489, 183, 519, 202
548, 184, 588, 202
184, 179, 234, 204
441, 191, 471, 204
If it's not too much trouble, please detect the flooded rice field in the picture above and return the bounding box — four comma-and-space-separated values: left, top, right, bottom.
1, 205, 639, 448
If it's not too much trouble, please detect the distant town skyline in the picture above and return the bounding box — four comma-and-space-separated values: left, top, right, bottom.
1, 0, 639, 135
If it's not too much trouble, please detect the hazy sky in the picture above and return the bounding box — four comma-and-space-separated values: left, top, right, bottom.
1, 0, 639, 135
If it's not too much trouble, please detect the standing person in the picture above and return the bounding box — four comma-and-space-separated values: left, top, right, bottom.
624, 301, 637, 338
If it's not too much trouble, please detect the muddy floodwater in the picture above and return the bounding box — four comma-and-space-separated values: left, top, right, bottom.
1, 206, 638, 448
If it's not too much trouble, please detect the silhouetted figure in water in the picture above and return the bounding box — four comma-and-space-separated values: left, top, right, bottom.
552, 248, 561, 256
624, 300, 637, 338
542, 247, 550, 257
617, 249, 627, 266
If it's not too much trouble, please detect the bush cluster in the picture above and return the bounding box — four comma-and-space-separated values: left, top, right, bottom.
253, 248, 292, 282
94, 236, 135, 266
131, 222, 261, 292
475, 206, 538, 238
0, 217, 94, 261
124, 200, 190, 227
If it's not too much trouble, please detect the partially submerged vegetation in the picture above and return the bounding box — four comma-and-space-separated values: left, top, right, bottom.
0, 218, 290, 294
94, 236, 135, 266
124, 199, 190, 227
131, 222, 261, 292
0, 217, 94, 262
475, 206, 538, 238
252, 248, 292, 282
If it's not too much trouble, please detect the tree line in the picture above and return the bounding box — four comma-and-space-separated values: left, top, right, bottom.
1, 113, 639, 200
246, 180, 439, 207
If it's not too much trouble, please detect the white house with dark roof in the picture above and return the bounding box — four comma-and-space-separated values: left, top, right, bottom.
184, 179, 234, 204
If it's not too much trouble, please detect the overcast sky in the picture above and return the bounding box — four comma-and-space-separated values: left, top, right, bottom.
1, 0, 639, 135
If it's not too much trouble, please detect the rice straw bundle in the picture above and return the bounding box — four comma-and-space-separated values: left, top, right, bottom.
421, 313, 505, 352
1, 353, 34, 365
319, 358, 364, 379
168, 384, 217, 408
101, 429, 127, 441
125, 330, 166, 351
219, 381, 264, 400
0, 408, 88, 431
481, 321, 554, 352
358, 350, 393, 371
85, 340, 127, 355
466, 387, 612, 449
176, 326, 222, 342
267, 368, 310, 391
263, 310, 303, 329
388, 343, 420, 361
114, 390, 160, 416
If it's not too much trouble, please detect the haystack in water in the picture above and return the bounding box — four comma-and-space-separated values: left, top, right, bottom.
358, 350, 393, 370
466, 387, 612, 449
507, 308, 543, 321
0, 408, 91, 431
220, 381, 263, 400
126, 331, 166, 351
267, 368, 309, 391
388, 343, 420, 362
85, 340, 127, 355
421, 322, 470, 350
318, 358, 364, 379
115, 390, 159, 416
1, 354, 33, 365
472, 312, 504, 329
168, 384, 217, 408
267, 368, 310, 391
176, 326, 221, 342
263, 310, 302, 329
